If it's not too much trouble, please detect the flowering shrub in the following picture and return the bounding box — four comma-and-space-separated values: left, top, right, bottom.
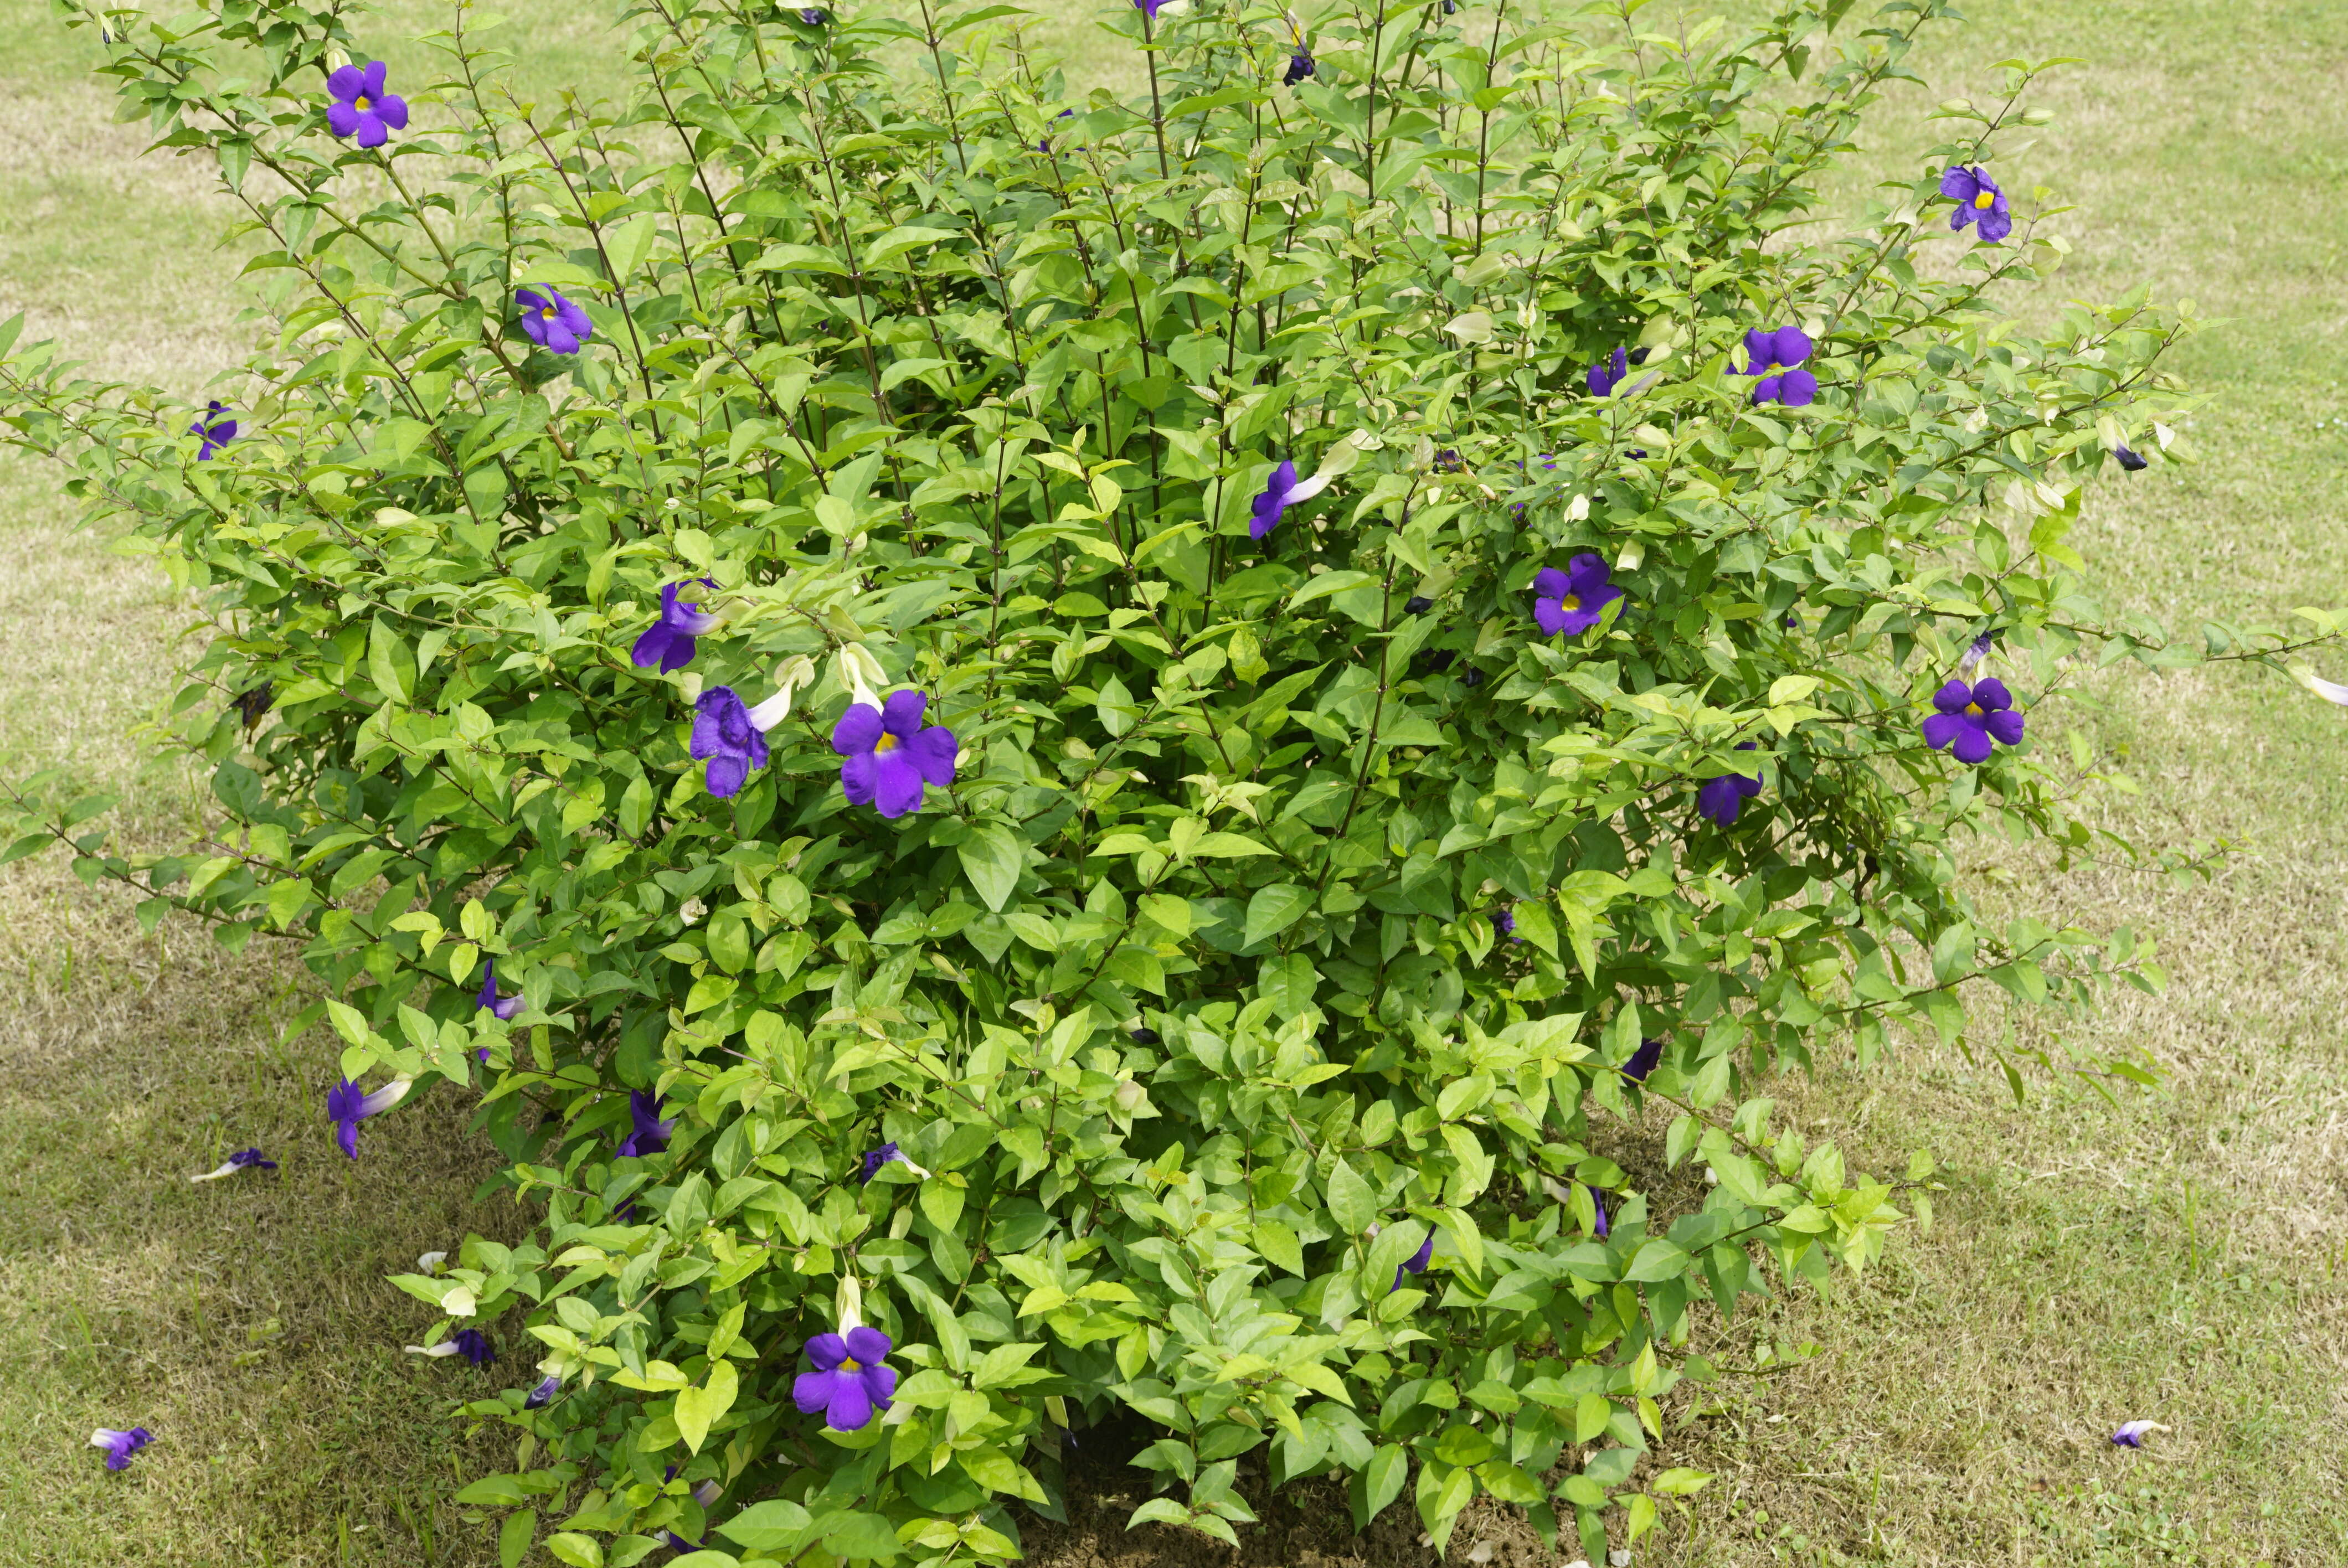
8, 0, 2341, 1558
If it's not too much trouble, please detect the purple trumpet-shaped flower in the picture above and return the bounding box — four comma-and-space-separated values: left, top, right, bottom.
474, 957, 524, 1022
1939, 166, 2012, 243
631, 580, 720, 672
2114, 443, 2149, 471
692, 683, 790, 800
1587, 1185, 1609, 1239
797, 6, 829, 20
1248, 458, 1331, 541
191, 400, 236, 460
1743, 326, 1817, 407
1697, 741, 1763, 826
408, 1328, 496, 1365
2111, 1420, 2169, 1447
1623, 1036, 1665, 1081
862, 1143, 903, 1183
616, 1089, 674, 1159
89, 1427, 153, 1471
522, 1374, 562, 1409
832, 690, 958, 818
326, 1076, 411, 1159
189, 1147, 277, 1183
1922, 677, 2024, 764
1391, 1231, 1435, 1293
1284, 50, 1315, 85
1132, 0, 1166, 17
1533, 553, 1624, 637
1587, 345, 1648, 397
794, 1325, 898, 1430
325, 60, 409, 148
516, 287, 593, 355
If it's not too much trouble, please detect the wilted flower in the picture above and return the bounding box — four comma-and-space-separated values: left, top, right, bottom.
406, 1328, 495, 1365
1404, 595, 1434, 614
1587, 347, 1630, 397
1492, 909, 1517, 940
1922, 678, 2025, 764
1284, 49, 1315, 85
616, 1089, 674, 1158
1742, 326, 1817, 407
796, 6, 829, 20
516, 287, 593, 355
191, 400, 236, 460
325, 61, 408, 148
858, 1142, 931, 1183
2110, 1419, 2170, 1447
473, 957, 524, 1022
1130, 1024, 1162, 1045
2114, 443, 2149, 471
631, 580, 720, 672
1940, 165, 2012, 243
522, 1374, 562, 1409
793, 1326, 898, 1430
1697, 741, 1763, 825
1588, 1185, 1609, 1239
833, 690, 958, 818
1391, 1231, 1435, 1293
1959, 630, 1996, 674
1623, 1037, 1665, 1081
1433, 448, 1463, 472
89, 1427, 153, 1471
189, 1147, 277, 1183
1248, 459, 1331, 541
327, 1076, 411, 1159
1533, 553, 1624, 637
1459, 667, 1484, 688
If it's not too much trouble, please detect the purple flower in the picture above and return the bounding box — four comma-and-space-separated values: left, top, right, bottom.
692, 685, 773, 799
2111, 1420, 2168, 1447
1492, 909, 1516, 939
1743, 327, 1816, 407
326, 1076, 411, 1159
616, 1089, 674, 1159
1404, 595, 1434, 614
1587, 1185, 1609, 1239
1391, 1231, 1435, 1293
1247, 458, 1331, 541
1533, 553, 1623, 637
1697, 741, 1763, 825
631, 580, 720, 672
191, 400, 236, 460
89, 1427, 153, 1471
1588, 347, 1630, 397
1960, 631, 1996, 674
832, 691, 958, 818
522, 1374, 562, 1409
326, 61, 408, 149
1939, 166, 2012, 243
474, 957, 524, 1022
797, 6, 829, 19
793, 1325, 898, 1430
451, 1328, 493, 1366
1922, 678, 2025, 765
1284, 50, 1315, 85
189, 1147, 277, 1183
2114, 443, 2149, 471
516, 287, 593, 355
1038, 108, 1076, 152
1433, 448, 1463, 472
861, 1143, 903, 1184
1623, 1037, 1664, 1081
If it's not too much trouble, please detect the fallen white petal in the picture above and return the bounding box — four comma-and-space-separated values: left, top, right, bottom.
417, 1251, 448, 1275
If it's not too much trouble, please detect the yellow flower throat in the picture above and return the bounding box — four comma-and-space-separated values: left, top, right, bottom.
1963, 703, 1984, 716
1974, 190, 1995, 209
874, 733, 900, 755
354, 95, 372, 111
840, 1355, 863, 1371
1558, 594, 1582, 611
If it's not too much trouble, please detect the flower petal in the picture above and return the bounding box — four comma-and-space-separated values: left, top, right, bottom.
375, 94, 409, 131
1938, 166, 1978, 200
1950, 722, 1994, 765
1932, 679, 1974, 715
1776, 368, 1818, 407
326, 64, 367, 101
793, 1368, 840, 1414
879, 689, 929, 736
1971, 678, 2013, 710
1533, 599, 1570, 636
845, 1325, 893, 1364
839, 751, 879, 805
826, 1378, 874, 1431
704, 752, 750, 799
356, 116, 388, 149
804, 1332, 848, 1371
871, 754, 926, 818
1920, 713, 1965, 752
1532, 566, 1568, 600
902, 725, 959, 787
326, 101, 362, 138
832, 702, 884, 757
1769, 327, 1814, 367
361, 59, 388, 99
1984, 708, 2025, 746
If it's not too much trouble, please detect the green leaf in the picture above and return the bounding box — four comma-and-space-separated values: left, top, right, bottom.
1362, 1445, 1408, 1523
817, 1511, 903, 1561
674, 1359, 738, 1450
1241, 883, 1314, 948
1253, 1219, 1305, 1276
715, 1500, 813, 1553
498, 1509, 538, 1568
957, 823, 1023, 912
1324, 1156, 1377, 1236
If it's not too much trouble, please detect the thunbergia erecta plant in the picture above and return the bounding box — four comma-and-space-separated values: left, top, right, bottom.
9, 2, 2328, 1564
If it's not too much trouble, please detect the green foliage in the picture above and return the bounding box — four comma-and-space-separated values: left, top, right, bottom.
4, 0, 2335, 1561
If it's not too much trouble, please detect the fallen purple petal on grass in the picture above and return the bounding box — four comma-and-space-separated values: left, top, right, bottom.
89, 1427, 153, 1471
2111, 1419, 2170, 1447
189, 1147, 277, 1183
406, 1328, 494, 1365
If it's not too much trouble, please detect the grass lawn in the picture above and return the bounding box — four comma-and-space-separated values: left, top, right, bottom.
0, 1, 2341, 1564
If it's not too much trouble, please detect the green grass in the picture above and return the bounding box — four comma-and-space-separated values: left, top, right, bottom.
1, 1, 2344, 1564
